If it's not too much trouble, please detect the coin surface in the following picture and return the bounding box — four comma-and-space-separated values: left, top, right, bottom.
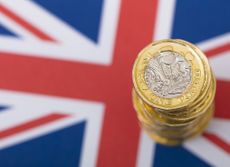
132, 39, 216, 145
133, 39, 206, 110
144, 51, 192, 98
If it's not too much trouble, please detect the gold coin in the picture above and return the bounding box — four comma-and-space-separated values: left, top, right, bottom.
132, 39, 216, 145
142, 104, 213, 145
133, 39, 206, 110
133, 88, 213, 130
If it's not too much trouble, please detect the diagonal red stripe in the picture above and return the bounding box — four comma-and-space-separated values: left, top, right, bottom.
0, 4, 55, 41
0, 113, 69, 139
203, 132, 230, 154
205, 43, 230, 58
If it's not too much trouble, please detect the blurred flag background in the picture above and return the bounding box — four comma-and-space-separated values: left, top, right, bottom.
0, 0, 229, 166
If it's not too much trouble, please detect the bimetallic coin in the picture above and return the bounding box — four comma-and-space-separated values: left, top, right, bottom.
132, 39, 216, 145
133, 39, 206, 110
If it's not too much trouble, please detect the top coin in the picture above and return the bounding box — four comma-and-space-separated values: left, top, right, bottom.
133, 39, 206, 110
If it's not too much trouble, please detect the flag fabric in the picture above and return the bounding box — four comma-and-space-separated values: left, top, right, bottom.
0, 0, 229, 166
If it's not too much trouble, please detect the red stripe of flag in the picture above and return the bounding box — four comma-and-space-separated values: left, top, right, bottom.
0, 113, 69, 139
97, 0, 159, 166
0, 4, 55, 41
203, 132, 230, 154
205, 43, 230, 58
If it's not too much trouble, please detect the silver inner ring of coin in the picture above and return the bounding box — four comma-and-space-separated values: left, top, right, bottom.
144, 51, 192, 98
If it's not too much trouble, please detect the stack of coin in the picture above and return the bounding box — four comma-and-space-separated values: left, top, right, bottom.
132, 39, 216, 145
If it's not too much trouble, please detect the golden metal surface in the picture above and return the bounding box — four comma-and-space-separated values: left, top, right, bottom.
132, 39, 216, 145
133, 39, 206, 110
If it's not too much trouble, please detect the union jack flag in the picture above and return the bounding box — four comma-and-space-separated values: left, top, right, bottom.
0, 0, 229, 167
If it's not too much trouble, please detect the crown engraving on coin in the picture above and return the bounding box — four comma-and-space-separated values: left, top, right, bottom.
144, 51, 192, 98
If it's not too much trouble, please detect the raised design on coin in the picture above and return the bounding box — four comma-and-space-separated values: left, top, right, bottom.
144, 51, 192, 98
